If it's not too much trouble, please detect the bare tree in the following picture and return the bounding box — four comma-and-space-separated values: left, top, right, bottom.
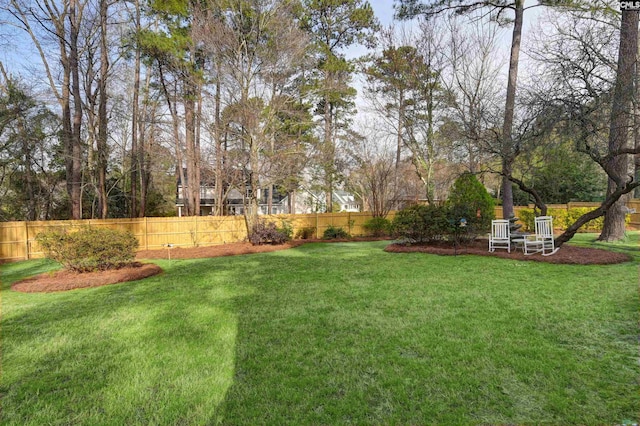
440, 18, 503, 176
4, 0, 88, 219
345, 123, 397, 217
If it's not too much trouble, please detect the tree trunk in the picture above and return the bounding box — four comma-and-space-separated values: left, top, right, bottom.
500, 0, 523, 219
634, 30, 640, 199
599, 9, 639, 241
213, 62, 225, 216
69, 0, 83, 220
185, 86, 199, 216
96, 0, 109, 219
324, 83, 334, 213
396, 88, 404, 176
139, 70, 152, 217
130, 0, 141, 217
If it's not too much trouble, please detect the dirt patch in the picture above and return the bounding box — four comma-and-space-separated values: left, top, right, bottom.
11, 263, 163, 293
384, 239, 632, 264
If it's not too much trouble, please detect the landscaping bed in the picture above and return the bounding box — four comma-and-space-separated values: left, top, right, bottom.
11, 237, 632, 293
11, 262, 162, 293
385, 239, 632, 264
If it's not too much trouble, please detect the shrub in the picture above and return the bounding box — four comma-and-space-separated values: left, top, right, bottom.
249, 219, 291, 245
36, 227, 139, 272
517, 207, 630, 232
295, 226, 316, 240
277, 220, 293, 240
517, 209, 535, 232
363, 217, 391, 237
323, 225, 350, 239
392, 204, 451, 243
446, 173, 495, 238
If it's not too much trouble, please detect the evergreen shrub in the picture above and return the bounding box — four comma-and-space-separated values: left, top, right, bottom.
392, 204, 451, 243
446, 173, 495, 239
363, 217, 391, 237
295, 227, 316, 240
36, 227, 139, 272
323, 225, 350, 239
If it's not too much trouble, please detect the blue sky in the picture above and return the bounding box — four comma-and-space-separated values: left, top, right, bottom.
370, 0, 397, 26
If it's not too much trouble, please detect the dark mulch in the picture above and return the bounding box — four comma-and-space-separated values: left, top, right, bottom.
384, 239, 632, 265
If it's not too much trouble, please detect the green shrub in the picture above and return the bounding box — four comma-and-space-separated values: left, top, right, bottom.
392, 204, 451, 243
516, 207, 630, 232
249, 219, 291, 245
363, 217, 391, 237
517, 209, 535, 232
36, 227, 139, 272
446, 173, 495, 238
295, 226, 316, 240
277, 220, 293, 240
323, 225, 350, 240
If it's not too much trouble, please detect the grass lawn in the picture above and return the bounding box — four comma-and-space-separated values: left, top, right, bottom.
1, 234, 638, 424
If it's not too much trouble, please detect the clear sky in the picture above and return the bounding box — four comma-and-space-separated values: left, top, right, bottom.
370, 0, 397, 26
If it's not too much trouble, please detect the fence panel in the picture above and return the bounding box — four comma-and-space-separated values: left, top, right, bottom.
1, 202, 634, 262
0, 222, 27, 261
0, 212, 384, 262
627, 199, 640, 228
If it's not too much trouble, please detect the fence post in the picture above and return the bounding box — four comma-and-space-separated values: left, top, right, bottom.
144, 217, 149, 250
316, 212, 319, 239
24, 221, 29, 260
194, 215, 198, 247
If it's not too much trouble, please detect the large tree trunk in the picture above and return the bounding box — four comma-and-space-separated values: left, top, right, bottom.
69, 0, 83, 219
96, 0, 109, 219
213, 62, 225, 216
139, 70, 152, 217
634, 31, 640, 199
599, 9, 639, 241
130, 0, 141, 217
500, 0, 523, 219
185, 86, 199, 216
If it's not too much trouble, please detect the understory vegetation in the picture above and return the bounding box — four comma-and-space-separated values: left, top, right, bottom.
1, 236, 638, 424
392, 173, 495, 244
248, 219, 292, 245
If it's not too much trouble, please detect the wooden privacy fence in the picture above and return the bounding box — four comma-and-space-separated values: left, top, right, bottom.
494, 201, 640, 228
1, 201, 639, 262
0, 212, 392, 262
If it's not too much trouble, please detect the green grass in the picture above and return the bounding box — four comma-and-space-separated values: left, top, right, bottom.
1, 235, 638, 424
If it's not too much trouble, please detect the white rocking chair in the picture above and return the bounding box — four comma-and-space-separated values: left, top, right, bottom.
524, 216, 558, 256
489, 219, 511, 253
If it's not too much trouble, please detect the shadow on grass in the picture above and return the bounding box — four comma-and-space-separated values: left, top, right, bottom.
0, 258, 251, 424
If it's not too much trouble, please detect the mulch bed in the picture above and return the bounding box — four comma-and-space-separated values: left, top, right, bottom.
11, 238, 631, 293
11, 263, 163, 293
384, 239, 632, 265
